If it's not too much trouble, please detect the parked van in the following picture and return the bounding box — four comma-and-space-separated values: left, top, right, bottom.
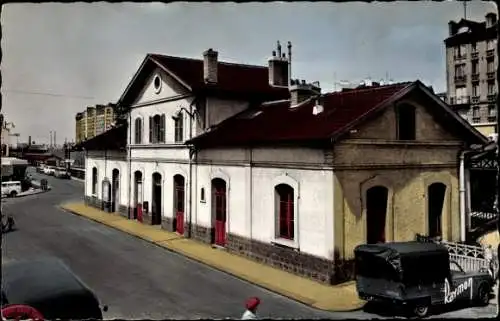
1, 181, 22, 198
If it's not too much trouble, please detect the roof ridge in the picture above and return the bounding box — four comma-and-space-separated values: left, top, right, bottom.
322, 81, 413, 97
148, 53, 268, 69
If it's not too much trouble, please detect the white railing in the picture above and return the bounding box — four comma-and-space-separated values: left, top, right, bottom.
440, 240, 494, 274
471, 211, 499, 220
416, 234, 494, 274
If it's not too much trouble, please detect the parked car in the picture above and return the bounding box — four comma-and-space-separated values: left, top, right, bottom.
54, 169, 71, 179
0, 257, 108, 320
36, 164, 46, 173
43, 166, 55, 176
1, 181, 22, 198
355, 241, 494, 318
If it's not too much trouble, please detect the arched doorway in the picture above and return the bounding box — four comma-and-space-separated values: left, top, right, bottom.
428, 183, 446, 238
151, 173, 162, 225
112, 169, 120, 212
366, 186, 389, 244
173, 175, 185, 235
134, 171, 143, 222
211, 178, 227, 246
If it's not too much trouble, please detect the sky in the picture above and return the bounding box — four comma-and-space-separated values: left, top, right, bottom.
1, 1, 497, 145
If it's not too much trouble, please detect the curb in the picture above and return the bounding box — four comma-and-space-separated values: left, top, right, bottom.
59, 205, 365, 313
15, 189, 50, 198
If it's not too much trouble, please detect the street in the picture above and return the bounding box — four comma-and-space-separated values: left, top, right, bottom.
1, 169, 497, 319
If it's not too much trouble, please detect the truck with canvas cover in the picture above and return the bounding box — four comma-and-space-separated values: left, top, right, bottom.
354, 241, 494, 318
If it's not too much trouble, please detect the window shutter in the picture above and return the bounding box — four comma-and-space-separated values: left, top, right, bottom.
160, 114, 166, 143
149, 116, 153, 143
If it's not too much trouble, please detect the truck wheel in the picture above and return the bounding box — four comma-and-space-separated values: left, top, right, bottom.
476, 284, 491, 306
10, 191, 17, 198
413, 305, 429, 318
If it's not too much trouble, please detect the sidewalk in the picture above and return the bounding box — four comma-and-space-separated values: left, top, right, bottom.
60, 202, 366, 312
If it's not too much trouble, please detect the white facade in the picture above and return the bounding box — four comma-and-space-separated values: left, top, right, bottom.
84, 62, 336, 260
86, 147, 335, 260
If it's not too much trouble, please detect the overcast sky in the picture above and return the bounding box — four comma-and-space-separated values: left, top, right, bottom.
1, 1, 497, 144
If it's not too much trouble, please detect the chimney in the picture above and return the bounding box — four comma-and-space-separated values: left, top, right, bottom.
486, 13, 497, 28
203, 48, 218, 84
49, 131, 52, 148
289, 79, 321, 107
448, 21, 456, 36
268, 41, 289, 87
28, 136, 31, 146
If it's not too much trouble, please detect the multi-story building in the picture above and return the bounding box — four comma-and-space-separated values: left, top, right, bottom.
86, 106, 96, 140
75, 104, 116, 144
445, 12, 498, 137
75, 112, 85, 144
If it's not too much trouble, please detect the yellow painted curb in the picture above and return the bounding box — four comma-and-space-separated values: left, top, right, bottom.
59, 203, 366, 312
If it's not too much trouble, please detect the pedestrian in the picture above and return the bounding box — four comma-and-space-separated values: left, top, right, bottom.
241, 297, 260, 320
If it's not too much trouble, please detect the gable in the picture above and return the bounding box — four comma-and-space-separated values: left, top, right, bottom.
131, 67, 190, 106
345, 97, 460, 142
340, 84, 487, 146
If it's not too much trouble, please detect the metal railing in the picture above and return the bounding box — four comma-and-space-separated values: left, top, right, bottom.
471, 211, 499, 220
415, 234, 494, 274
440, 240, 489, 273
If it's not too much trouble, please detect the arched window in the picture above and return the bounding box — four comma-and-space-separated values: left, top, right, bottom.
396, 104, 416, 140
92, 167, 98, 195
134, 118, 143, 144
174, 113, 184, 143
275, 184, 295, 240
428, 183, 446, 238
366, 185, 389, 244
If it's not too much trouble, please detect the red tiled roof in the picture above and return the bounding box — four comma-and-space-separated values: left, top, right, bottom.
188, 82, 416, 147
76, 125, 127, 151
149, 54, 290, 99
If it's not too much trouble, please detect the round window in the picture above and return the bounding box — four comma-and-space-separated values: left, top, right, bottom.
153, 75, 162, 93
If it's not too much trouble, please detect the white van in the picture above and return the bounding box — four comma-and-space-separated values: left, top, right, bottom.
1, 181, 22, 198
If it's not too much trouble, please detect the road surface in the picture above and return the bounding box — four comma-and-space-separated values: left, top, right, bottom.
1, 168, 496, 319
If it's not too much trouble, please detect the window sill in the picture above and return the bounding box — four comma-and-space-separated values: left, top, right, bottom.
272, 238, 299, 250
200, 200, 206, 203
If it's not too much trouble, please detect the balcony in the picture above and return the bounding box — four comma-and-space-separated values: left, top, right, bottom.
451, 96, 470, 105
487, 72, 495, 80
488, 115, 497, 123
471, 73, 480, 82
471, 96, 480, 104
486, 49, 495, 58
454, 54, 466, 61
472, 116, 481, 124
488, 94, 497, 102
471, 52, 479, 60
454, 75, 467, 86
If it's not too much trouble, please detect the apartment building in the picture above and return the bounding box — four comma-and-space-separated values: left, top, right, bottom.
75, 103, 116, 144
75, 112, 84, 144
445, 12, 498, 137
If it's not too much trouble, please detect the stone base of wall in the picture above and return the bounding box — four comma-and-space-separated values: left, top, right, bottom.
84, 195, 103, 209
161, 217, 191, 236
191, 224, 213, 244
189, 225, 355, 285
118, 205, 129, 218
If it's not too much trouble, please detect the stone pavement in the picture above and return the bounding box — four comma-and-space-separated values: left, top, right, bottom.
60, 202, 366, 312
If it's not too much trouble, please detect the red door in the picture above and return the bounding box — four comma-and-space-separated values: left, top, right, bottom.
175, 184, 185, 235
214, 186, 226, 246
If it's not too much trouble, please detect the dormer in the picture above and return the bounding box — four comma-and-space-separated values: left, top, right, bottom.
486, 12, 497, 28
